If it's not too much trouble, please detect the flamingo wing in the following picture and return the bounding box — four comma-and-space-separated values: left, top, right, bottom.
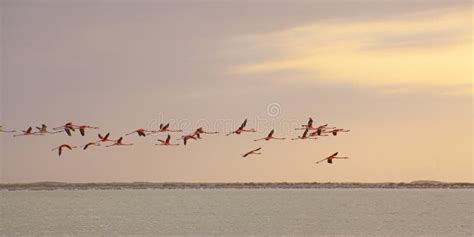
302, 128, 309, 137
243, 147, 261, 157
80, 128, 85, 136
316, 158, 328, 164
239, 119, 247, 130
243, 151, 252, 157
65, 128, 72, 136
268, 129, 274, 137
253, 147, 262, 152
166, 134, 171, 143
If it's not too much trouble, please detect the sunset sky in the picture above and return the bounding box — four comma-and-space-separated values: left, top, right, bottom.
1, 0, 472, 183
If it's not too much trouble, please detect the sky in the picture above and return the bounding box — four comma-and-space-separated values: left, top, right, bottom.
0, 0, 472, 183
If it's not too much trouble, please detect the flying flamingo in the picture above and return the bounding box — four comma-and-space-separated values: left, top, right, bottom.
325, 128, 351, 136
254, 129, 286, 141
194, 127, 219, 139
53, 122, 79, 136
308, 124, 332, 137
151, 123, 183, 133
81, 142, 101, 150
53, 122, 74, 130
0, 125, 16, 133
97, 133, 115, 143
125, 128, 152, 137
13, 127, 43, 137
51, 144, 77, 157
292, 128, 318, 140
296, 117, 315, 130
316, 152, 349, 164
242, 147, 262, 158
226, 119, 256, 136
36, 124, 63, 135
178, 133, 198, 145
106, 137, 134, 147
78, 125, 99, 136
155, 134, 179, 146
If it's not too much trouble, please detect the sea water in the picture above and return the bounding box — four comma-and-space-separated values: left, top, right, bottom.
1, 189, 472, 236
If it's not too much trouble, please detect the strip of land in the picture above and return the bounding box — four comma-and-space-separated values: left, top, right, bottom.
0, 181, 472, 191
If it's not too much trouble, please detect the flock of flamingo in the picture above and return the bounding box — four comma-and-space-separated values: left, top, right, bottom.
0, 117, 350, 164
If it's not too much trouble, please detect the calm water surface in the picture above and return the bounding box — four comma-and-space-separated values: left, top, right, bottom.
1, 189, 472, 236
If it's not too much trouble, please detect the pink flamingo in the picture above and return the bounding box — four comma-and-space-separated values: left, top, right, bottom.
81, 142, 101, 150
242, 147, 262, 158
78, 125, 99, 136
292, 128, 318, 140
151, 123, 183, 133
296, 117, 315, 130
106, 137, 134, 147
178, 133, 198, 145
14, 127, 43, 137
125, 128, 152, 137
194, 127, 219, 139
36, 124, 62, 135
308, 124, 332, 137
254, 129, 286, 141
226, 119, 256, 136
53, 122, 79, 136
52, 144, 77, 157
316, 152, 349, 164
97, 133, 115, 143
53, 122, 76, 130
155, 134, 179, 146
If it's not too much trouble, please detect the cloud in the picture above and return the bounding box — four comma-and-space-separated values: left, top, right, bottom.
232, 7, 473, 95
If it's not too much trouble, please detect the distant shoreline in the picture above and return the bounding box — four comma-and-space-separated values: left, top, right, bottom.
1, 181, 473, 191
